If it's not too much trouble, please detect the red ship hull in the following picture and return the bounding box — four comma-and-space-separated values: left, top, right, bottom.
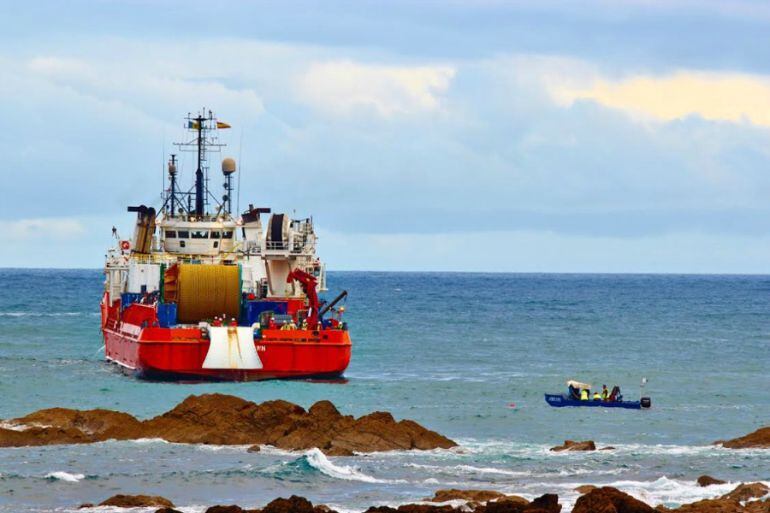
101, 301, 352, 381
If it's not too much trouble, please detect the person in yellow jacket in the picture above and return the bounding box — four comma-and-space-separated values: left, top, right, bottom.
580, 389, 589, 401
593, 391, 602, 401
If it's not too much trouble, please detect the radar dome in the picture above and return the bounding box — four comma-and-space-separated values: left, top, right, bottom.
222, 157, 236, 175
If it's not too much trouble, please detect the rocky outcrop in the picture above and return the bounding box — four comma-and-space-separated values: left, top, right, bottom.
574, 485, 598, 494
720, 483, 769, 502
656, 483, 769, 513
365, 494, 559, 513
86, 485, 767, 513
697, 476, 726, 487
719, 426, 770, 449
572, 487, 655, 513
0, 394, 456, 455
426, 489, 508, 503
549, 440, 596, 452
99, 494, 175, 508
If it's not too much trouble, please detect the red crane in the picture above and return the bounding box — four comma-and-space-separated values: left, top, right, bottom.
286, 268, 320, 329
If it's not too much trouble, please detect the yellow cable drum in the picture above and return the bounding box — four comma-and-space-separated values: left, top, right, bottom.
176, 264, 240, 323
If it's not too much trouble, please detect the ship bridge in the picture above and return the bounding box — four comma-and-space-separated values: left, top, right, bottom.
159, 217, 238, 256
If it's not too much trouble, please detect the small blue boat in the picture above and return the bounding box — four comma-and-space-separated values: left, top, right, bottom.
544, 393, 649, 410
545, 379, 651, 410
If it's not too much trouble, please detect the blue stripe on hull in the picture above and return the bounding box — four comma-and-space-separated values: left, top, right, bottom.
544, 393, 643, 409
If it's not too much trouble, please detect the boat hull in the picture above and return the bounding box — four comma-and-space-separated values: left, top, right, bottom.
544, 393, 645, 410
103, 325, 352, 382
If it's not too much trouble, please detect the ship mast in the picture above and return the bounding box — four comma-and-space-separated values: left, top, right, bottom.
194, 114, 205, 216
171, 109, 226, 219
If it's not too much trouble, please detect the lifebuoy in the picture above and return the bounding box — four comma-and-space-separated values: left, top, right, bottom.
120, 240, 130, 251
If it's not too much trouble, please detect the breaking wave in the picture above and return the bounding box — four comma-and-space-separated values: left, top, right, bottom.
44, 471, 85, 482
266, 448, 391, 483
303, 448, 385, 483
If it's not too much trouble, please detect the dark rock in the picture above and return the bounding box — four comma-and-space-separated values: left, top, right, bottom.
205, 507, 245, 513
719, 426, 770, 449
99, 494, 175, 508
427, 489, 507, 503
549, 440, 596, 452
262, 496, 316, 513
575, 485, 598, 494
526, 493, 561, 513
77, 503, 94, 509
0, 394, 456, 455
720, 483, 769, 502
155, 509, 185, 513
697, 475, 726, 487
247, 444, 261, 452
572, 487, 655, 513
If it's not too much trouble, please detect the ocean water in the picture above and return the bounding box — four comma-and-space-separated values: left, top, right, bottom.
0, 269, 768, 512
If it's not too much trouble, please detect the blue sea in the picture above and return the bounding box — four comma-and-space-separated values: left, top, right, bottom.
0, 269, 768, 512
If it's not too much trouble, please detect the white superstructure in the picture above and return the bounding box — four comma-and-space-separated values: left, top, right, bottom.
103, 110, 325, 305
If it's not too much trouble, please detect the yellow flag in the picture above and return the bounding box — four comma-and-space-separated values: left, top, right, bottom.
216, 121, 231, 129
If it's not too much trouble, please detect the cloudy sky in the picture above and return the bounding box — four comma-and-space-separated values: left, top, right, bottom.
3, 0, 770, 272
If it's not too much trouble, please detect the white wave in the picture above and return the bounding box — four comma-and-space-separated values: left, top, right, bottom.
45, 471, 85, 482
406, 462, 531, 477
305, 448, 386, 483
525, 476, 770, 510
406, 462, 623, 479
129, 437, 170, 445
454, 438, 770, 459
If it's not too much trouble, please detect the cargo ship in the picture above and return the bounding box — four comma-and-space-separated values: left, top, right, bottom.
101, 110, 351, 381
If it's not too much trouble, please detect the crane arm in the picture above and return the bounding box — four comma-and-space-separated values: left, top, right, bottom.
286, 269, 320, 328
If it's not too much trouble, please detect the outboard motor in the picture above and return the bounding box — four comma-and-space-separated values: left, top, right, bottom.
640, 397, 652, 409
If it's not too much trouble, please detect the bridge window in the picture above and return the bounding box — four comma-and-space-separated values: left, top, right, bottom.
191, 230, 209, 239
222, 231, 233, 239
210, 231, 221, 239
165, 230, 176, 238
177, 230, 190, 238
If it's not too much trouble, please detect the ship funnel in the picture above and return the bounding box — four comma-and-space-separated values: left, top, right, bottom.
127, 205, 157, 254
222, 157, 236, 175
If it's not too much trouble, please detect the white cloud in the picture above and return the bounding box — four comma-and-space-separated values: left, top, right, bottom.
551, 71, 770, 126
2, 218, 87, 241
297, 60, 456, 118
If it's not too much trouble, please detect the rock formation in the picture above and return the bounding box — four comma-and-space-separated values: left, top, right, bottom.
572, 487, 655, 513
0, 394, 456, 455
657, 483, 769, 513
549, 440, 596, 452
99, 494, 175, 508
426, 489, 508, 503
719, 426, 770, 449
73, 486, 769, 513
697, 476, 726, 487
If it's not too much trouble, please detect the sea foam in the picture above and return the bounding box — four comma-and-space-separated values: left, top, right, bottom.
304, 448, 385, 483
44, 471, 85, 482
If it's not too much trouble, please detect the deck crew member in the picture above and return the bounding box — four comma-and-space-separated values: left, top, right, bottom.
580, 389, 589, 401
593, 391, 601, 401
601, 385, 609, 401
